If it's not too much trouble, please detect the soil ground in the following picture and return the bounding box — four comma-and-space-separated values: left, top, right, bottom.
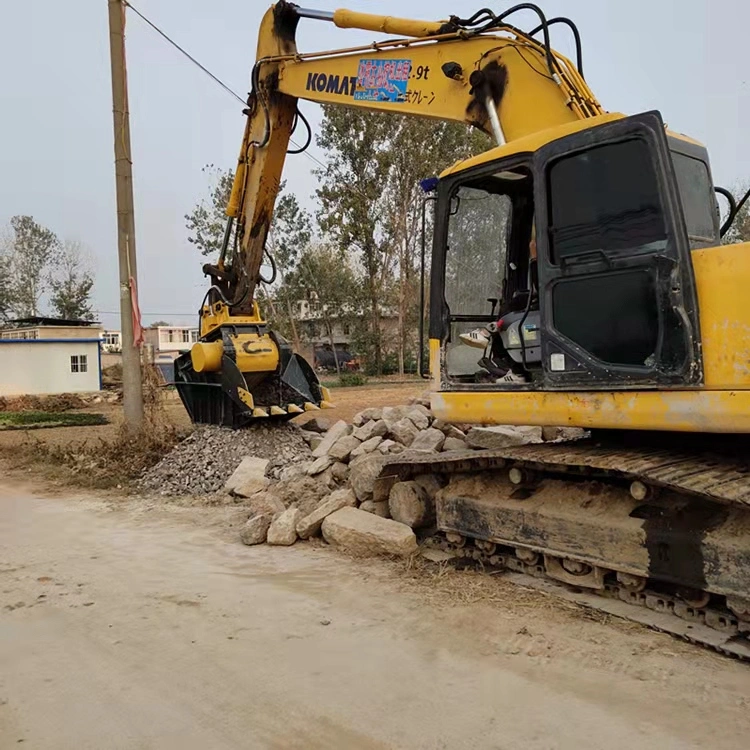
1, 480, 749, 749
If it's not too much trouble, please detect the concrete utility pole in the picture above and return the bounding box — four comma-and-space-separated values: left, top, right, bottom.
107, 0, 144, 430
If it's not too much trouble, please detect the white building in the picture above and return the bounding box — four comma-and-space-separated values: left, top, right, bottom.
0, 318, 102, 396
101, 330, 122, 353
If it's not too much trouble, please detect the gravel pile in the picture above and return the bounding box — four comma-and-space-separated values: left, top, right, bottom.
138, 424, 312, 496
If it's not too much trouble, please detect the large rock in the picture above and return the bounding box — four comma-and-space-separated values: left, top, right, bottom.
353, 418, 388, 442
331, 461, 350, 482
349, 453, 388, 502
352, 407, 383, 426
278, 461, 313, 482
328, 435, 361, 463
350, 436, 383, 458
225, 457, 270, 497
360, 500, 390, 518
412, 473, 443, 498
322, 508, 418, 557
381, 405, 409, 423
389, 417, 420, 446
240, 513, 274, 545
304, 417, 333, 434
442, 437, 467, 452
378, 439, 396, 454
388, 481, 435, 528
307, 454, 334, 476
312, 420, 351, 458
406, 407, 430, 431
296, 488, 357, 539
273, 476, 329, 515
309, 436, 324, 452
267, 507, 300, 546
246, 491, 285, 517
299, 429, 320, 445
465, 425, 537, 450
409, 427, 445, 453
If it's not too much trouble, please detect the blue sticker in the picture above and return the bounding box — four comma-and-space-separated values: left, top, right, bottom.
354, 58, 411, 103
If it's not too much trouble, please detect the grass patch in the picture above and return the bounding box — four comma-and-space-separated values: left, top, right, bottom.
0, 411, 108, 431
321, 373, 368, 388
2, 366, 182, 490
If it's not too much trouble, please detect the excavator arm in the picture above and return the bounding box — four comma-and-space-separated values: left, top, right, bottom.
177, 1, 603, 427
217, 1, 602, 311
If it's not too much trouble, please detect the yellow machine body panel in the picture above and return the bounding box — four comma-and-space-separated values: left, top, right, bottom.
429, 241, 750, 433
693, 242, 750, 389
431, 387, 750, 433
277, 35, 589, 142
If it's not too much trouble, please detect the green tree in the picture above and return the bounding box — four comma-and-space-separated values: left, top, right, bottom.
722, 182, 750, 245
185, 165, 235, 258
7, 215, 60, 317
382, 119, 490, 374
49, 240, 94, 320
280, 244, 359, 374
316, 106, 491, 374
316, 106, 394, 374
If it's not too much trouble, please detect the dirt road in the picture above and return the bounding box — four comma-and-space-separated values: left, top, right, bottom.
1, 485, 749, 749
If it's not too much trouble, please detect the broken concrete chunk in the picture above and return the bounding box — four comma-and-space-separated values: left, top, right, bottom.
246, 492, 285, 517
322, 507, 418, 557
465, 426, 533, 450
406, 407, 430, 431
307, 454, 335, 476
353, 418, 388, 442
225, 457, 270, 498
442, 437, 467, 452
443, 424, 466, 440
267, 507, 300, 546
312, 420, 351, 458
359, 500, 390, 518
304, 417, 333, 434
328, 435, 361, 462
409, 427, 445, 453
353, 407, 383, 426
349, 453, 388, 503
389, 481, 435, 528
389, 417, 420, 446
273, 475, 329, 512
330, 461, 350, 482
240, 513, 274, 545
378, 439, 396, 455
296, 488, 357, 539
412, 474, 443, 498
350, 436, 384, 458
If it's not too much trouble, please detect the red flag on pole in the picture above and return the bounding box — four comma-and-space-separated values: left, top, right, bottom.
129, 276, 144, 347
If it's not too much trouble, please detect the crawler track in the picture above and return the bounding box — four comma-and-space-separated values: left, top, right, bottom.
378, 436, 750, 659
425, 535, 750, 661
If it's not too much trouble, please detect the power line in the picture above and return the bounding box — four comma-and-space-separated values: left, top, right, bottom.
122, 0, 325, 170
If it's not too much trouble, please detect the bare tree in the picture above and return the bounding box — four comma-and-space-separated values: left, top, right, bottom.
49, 240, 95, 320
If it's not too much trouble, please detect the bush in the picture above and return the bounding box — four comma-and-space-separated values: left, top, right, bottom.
337, 372, 368, 387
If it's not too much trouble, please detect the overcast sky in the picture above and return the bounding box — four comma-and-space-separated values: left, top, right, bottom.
1, 0, 747, 330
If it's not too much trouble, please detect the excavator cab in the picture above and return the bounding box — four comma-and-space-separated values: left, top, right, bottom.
428, 109, 745, 431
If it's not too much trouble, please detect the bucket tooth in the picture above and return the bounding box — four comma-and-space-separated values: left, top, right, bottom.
320, 400, 334, 409
304, 402, 320, 412
320, 386, 332, 402
287, 404, 304, 414
270, 406, 286, 416
252, 407, 269, 418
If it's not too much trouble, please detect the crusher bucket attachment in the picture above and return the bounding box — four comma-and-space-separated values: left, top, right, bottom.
174, 319, 333, 429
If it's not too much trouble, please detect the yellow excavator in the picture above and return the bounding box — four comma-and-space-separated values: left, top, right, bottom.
175, 2, 750, 656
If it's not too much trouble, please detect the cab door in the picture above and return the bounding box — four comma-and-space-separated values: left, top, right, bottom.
533, 111, 702, 389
